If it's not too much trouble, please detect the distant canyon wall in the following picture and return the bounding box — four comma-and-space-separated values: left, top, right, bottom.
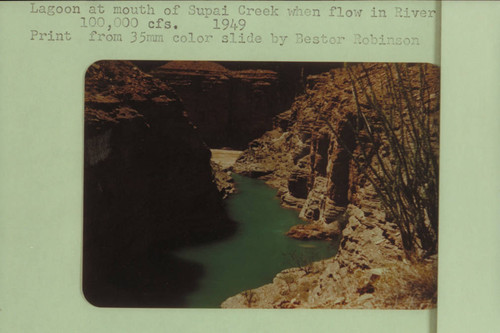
149, 61, 307, 149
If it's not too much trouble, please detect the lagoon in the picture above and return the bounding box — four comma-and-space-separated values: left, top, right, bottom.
173, 174, 338, 308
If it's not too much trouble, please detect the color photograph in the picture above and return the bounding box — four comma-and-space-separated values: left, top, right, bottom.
83, 61, 439, 309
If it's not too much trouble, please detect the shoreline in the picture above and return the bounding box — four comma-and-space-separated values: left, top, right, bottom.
210, 149, 243, 170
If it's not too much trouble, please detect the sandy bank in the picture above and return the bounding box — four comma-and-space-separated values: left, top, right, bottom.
210, 149, 242, 170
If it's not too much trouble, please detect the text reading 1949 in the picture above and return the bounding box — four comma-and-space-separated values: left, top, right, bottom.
28, 2, 437, 48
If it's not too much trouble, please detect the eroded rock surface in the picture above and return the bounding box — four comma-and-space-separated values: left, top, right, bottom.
222, 202, 437, 309
225, 63, 439, 309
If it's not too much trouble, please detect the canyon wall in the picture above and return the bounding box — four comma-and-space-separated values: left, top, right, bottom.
83, 61, 234, 306
234, 63, 440, 241
149, 61, 299, 149
225, 63, 440, 308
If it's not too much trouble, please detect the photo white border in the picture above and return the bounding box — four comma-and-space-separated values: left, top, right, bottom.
1, 1, 498, 332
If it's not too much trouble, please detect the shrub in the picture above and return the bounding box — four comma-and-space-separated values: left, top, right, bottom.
326, 63, 439, 259
241, 290, 257, 307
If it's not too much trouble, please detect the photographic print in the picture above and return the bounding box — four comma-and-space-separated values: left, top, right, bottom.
83, 60, 439, 309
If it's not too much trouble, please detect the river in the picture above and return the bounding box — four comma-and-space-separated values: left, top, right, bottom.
173, 174, 338, 308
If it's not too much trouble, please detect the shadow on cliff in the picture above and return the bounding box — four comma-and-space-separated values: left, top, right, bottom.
82, 193, 238, 308
83, 61, 238, 308
83, 252, 203, 308
83, 144, 238, 307
82, 60, 344, 308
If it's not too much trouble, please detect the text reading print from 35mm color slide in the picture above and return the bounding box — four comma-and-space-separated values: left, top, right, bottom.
25, 1, 439, 63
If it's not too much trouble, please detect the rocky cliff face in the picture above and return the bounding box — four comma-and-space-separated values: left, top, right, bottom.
83, 61, 234, 307
222, 203, 437, 309
149, 61, 297, 149
234, 63, 439, 240
225, 63, 439, 308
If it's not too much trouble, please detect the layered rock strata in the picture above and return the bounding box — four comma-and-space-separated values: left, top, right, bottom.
226, 63, 439, 308
234, 63, 439, 240
150, 61, 297, 149
83, 61, 234, 306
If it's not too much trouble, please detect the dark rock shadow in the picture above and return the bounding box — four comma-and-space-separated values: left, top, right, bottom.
83, 61, 239, 308
83, 251, 204, 308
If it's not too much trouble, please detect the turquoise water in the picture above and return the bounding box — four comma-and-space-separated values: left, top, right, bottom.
173, 174, 338, 308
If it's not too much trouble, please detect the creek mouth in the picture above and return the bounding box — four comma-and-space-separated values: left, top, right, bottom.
171, 174, 338, 308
